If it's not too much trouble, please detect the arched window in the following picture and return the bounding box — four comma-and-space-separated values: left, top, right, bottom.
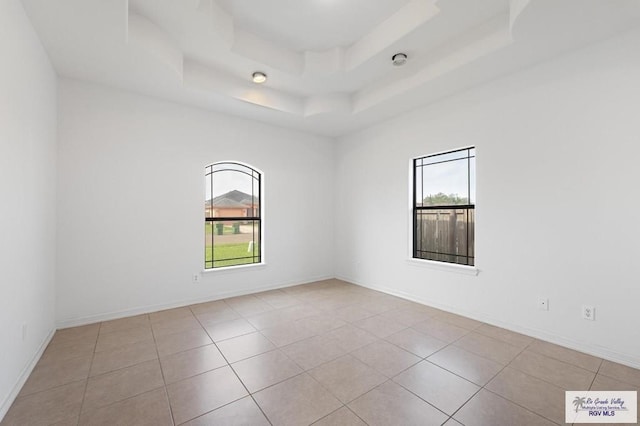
205, 162, 261, 269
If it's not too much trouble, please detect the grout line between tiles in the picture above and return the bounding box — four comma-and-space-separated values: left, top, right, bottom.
150, 317, 177, 426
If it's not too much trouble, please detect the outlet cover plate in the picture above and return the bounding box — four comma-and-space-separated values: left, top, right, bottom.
582, 305, 595, 321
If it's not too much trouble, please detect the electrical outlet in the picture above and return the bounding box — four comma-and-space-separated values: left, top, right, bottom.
582, 305, 595, 321
538, 298, 549, 311
192, 274, 201, 283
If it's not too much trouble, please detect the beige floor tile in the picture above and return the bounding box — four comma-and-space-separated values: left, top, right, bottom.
428, 346, 504, 386
348, 380, 448, 426
331, 305, 377, 323
454, 332, 523, 365
379, 307, 434, 326
94, 325, 154, 353
149, 307, 194, 323
82, 359, 164, 412
312, 407, 367, 426
232, 349, 302, 393
203, 318, 256, 342
394, 361, 480, 415
1, 380, 85, 426
295, 313, 347, 334
245, 309, 290, 330
443, 419, 463, 426
155, 328, 212, 356
350, 340, 421, 378
254, 290, 302, 309
216, 331, 276, 363
527, 340, 602, 372
20, 354, 92, 396
385, 328, 448, 358
261, 322, 316, 347
454, 389, 557, 426
434, 311, 484, 330
510, 350, 595, 390
183, 396, 270, 426
412, 318, 470, 343
474, 323, 534, 349
357, 301, 399, 315
486, 367, 565, 424
50, 415, 80, 426
277, 304, 323, 322
90, 340, 157, 377
99, 314, 149, 334
599, 360, 640, 387
281, 335, 346, 370
151, 315, 203, 337
189, 299, 229, 316
253, 373, 342, 426
324, 324, 378, 353
39, 338, 95, 366
78, 388, 172, 426
194, 307, 241, 324
51, 324, 100, 345
311, 296, 355, 311
308, 354, 387, 403
225, 295, 274, 317
160, 344, 227, 384
166, 365, 248, 425
353, 315, 407, 338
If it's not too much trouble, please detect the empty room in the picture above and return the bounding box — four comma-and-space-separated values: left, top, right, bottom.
1, 0, 639, 425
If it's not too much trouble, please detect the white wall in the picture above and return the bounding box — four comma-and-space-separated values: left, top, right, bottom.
56, 79, 335, 325
0, 0, 58, 418
335, 28, 640, 368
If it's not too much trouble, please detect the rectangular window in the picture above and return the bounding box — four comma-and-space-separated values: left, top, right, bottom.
413, 147, 475, 266
205, 162, 261, 269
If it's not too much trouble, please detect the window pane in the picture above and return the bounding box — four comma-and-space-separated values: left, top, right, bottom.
415, 160, 423, 207
208, 220, 261, 268
208, 171, 259, 219
415, 208, 474, 266
421, 158, 469, 206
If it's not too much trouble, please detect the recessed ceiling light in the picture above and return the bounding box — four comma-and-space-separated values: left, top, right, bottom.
392, 53, 407, 66
252, 72, 267, 84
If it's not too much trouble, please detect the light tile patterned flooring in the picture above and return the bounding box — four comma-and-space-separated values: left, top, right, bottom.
3, 279, 639, 425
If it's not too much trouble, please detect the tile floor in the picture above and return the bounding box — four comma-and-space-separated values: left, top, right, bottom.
2, 279, 639, 425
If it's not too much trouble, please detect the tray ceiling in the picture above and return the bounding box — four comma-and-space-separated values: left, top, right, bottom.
21, 0, 640, 136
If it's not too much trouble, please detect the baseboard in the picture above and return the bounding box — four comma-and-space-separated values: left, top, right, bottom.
0, 328, 55, 421
337, 274, 640, 371
56, 274, 334, 329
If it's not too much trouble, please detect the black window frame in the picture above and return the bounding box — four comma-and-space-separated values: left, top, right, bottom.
205, 161, 262, 269
413, 147, 475, 266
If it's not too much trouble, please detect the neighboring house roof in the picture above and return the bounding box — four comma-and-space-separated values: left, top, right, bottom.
210, 197, 247, 208
207, 190, 257, 208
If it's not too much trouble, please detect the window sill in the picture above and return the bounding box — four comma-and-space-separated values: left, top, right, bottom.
202, 262, 266, 274
406, 258, 479, 276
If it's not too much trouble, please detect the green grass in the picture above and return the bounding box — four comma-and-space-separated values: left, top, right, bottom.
205, 242, 260, 268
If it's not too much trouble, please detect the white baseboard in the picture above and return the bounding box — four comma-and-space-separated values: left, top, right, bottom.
0, 328, 55, 421
56, 274, 334, 329
337, 274, 640, 371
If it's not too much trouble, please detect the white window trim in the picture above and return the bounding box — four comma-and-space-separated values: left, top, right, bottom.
203, 160, 265, 271
406, 154, 479, 276
201, 262, 267, 275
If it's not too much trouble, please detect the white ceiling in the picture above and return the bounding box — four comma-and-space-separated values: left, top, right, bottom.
20, 0, 640, 137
